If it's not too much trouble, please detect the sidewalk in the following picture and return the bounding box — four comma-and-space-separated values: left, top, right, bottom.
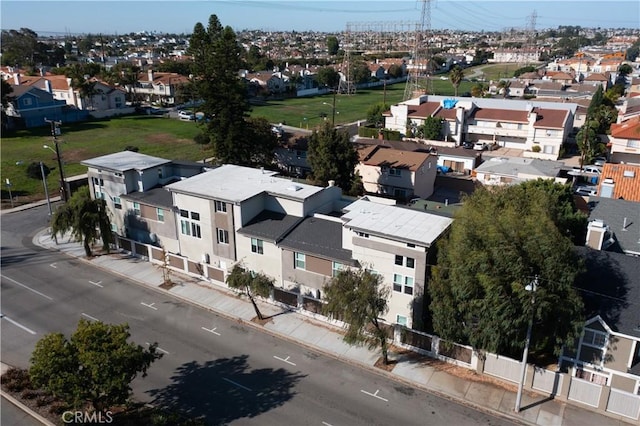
21, 228, 630, 425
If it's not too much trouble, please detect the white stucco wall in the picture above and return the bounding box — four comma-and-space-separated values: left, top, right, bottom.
235, 233, 282, 284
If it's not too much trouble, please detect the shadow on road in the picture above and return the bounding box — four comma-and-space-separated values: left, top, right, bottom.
147, 355, 306, 425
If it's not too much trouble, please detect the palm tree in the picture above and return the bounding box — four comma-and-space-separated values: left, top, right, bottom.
497, 80, 511, 98
449, 66, 464, 97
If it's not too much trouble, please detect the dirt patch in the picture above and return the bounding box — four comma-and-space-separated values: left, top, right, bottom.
250, 316, 273, 326
374, 357, 398, 372
159, 280, 177, 290
144, 133, 193, 146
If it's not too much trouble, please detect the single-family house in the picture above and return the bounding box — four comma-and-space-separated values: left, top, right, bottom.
585, 196, 640, 256
473, 156, 568, 186
597, 163, 640, 203
356, 145, 437, 200
4, 85, 70, 128
273, 134, 311, 178
609, 117, 640, 165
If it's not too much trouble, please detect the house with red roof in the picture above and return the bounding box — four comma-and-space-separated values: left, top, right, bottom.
609, 117, 640, 165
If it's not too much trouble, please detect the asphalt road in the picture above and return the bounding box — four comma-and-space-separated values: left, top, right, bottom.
1, 205, 516, 426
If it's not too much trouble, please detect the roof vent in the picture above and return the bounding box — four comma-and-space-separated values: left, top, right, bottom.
286, 184, 303, 192
591, 219, 605, 229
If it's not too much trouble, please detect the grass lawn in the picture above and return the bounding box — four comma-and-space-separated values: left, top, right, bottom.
1, 78, 490, 207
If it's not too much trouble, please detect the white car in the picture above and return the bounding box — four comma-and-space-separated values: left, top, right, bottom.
574, 186, 597, 196
473, 142, 487, 151
178, 110, 195, 121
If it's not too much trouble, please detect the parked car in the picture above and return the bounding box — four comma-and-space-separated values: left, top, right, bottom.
462, 141, 474, 149
592, 156, 607, 167
473, 142, 487, 151
574, 185, 597, 196
178, 110, 195, 121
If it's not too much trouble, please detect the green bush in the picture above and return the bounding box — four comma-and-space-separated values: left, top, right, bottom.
357, 126, 402, 140
531, 145, 541, 152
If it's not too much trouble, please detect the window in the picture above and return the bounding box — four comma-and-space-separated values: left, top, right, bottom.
407, 243, 415, 248
180, 210, 201, 239
156, 208, 164, 222
396, 315, 408, 327
92, 177, 104, 186
251, 238, 264, 254
332, 261, 343, 277
214, 200, 227, 213
217, 228, 229, 244
158, 168, 163, 179
23, 98, 32, 106
395, 255, 403, 265
94, 191, 105, 200
294, 252, 306, 270
395, 255, 415, 268
389, 168, 401, 177
133, 202, 141, 216
356, 231, 369, 238
583, 329, 607, 348
393, 274, 414, 295
114, 197, 122, 209
406, 257, 415, 269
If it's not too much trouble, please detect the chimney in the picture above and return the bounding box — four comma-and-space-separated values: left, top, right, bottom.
45, 79, 52, 93
586, 219, 615, 250
13, 74, 20, 85
328, 180, 335, 187
148, 69, 154, 82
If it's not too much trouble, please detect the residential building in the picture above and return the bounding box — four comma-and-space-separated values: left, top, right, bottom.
585, 197, 640, 256
273, 134, 311, 178
4, 85, 74, 128
356, 145, 437, 200
473, 156, 568, 186
609, 117, 640, 165
597, 163, 640, 202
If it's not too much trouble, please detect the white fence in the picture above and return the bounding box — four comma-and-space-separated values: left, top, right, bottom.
483, 353, 521, 383
568, 377, 603, 407
606, 388, 640, 420
532, 368, 564, 395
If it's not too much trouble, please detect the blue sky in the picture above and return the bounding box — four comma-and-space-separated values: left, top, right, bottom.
1, 1, 638, 35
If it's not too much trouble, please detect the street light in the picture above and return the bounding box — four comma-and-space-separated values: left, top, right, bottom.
43, 118, 67, 202
322, 89, 338, 126
515, 275, 539, 413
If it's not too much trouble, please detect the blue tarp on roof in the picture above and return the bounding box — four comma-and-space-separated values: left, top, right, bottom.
443, 99, 458, 109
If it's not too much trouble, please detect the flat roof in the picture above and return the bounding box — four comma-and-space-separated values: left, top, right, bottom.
81, 151, 170, 172
166, 164, 324, 203
342, 198, 453, 246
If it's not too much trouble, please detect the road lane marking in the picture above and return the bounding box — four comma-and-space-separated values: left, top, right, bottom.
49, 263, 57, 268
89, 280, 103, 288
322, 422, 334, 426
81, 313, 100, 322
201, 326, 220, 336
140, 302, 158, 310
222, 378, 252, 392
1, 274, 53, 300
360, 389, 388, 402
145, 342, 169, 355
1, 314, 36, 335
273, 355, 296, 366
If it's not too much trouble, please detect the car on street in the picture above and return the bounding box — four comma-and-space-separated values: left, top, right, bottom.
592, 156, 607, 167
178, 110, 195, 121
574, 185, 597, 196
462, 141, 474, 149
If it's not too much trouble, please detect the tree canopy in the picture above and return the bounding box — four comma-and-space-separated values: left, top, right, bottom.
429, 182, 585, 359
326, 36, 339, 56
366, 102, 389, 128
226, 264, 275, 320
307, 122, 361, 195
189, 14, 276, 166
316, 67, 340, 89
29, 319, 162, 412
419, 116, 444, 140
323, 268, 392, 364
51, 186, 113, 257
449, 66, 464, 97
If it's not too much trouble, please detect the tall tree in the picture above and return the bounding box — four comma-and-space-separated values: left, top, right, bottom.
1, 28, 39, 66
366, 102, 389, 128
429, 184, 585, 359
323, 268, 392, 364
189, 14, 273, 166
576, 120, 605, 168
419, 116, 444, 140
51, 187, 113, 257
316, 67, 340, 90
326, 36, 339, 56
226, 264, 275, 320
29, 319, 162, 412
449, 65, 464, 97
307, 122, 359, 194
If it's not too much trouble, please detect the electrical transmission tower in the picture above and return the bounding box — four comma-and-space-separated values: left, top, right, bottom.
404, 0, 431, 101
338, 23, 356, 94
525, 10, 537, 66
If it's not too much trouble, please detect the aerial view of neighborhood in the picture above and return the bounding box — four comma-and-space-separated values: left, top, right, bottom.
1, 0, 639, 424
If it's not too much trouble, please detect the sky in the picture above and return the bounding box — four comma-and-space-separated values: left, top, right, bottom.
1, 0, 638, 36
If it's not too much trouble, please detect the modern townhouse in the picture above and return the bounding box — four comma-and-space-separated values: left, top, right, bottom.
609, 116, 640, 165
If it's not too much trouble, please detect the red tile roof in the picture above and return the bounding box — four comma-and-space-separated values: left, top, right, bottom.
610, 117, 640, 140
407, 101, 440, 119
472, 108, 528, 123
532, 108, 569, 129
598, 163, 640, 202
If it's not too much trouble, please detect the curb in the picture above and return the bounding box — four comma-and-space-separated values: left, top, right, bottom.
1, 361, 56, 426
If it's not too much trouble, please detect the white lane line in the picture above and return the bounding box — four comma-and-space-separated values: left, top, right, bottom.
360, 389, 388, 402
89, 280, 103, 288
201, 326, 221, 336
140, 302, 157, 310
81, 312, 100, 322
145, 342, 169, 355
322, 422, 334, 426
1, 274, 54, 300
49, 263, 57, 268
1, 314, 36, 335
222, 378, 252, 392
273, 355, 296, 366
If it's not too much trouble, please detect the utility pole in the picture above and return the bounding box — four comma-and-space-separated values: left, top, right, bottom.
44, 118, 67, 202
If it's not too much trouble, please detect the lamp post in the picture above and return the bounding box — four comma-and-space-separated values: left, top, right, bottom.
322, 89, 338, 127
39, 161, 53, 217
43, 118, 67, 202
515, 275, 539, 413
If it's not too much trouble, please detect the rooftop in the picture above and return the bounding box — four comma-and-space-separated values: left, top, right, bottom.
81, 151, 170, 172
341, 198, 453, 246
279, 216, 355, 264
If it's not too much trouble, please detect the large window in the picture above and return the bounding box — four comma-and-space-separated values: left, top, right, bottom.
251, 238, 264, 254
389, 168, 402, 177
332, 261, 343, 277
180, 209, 201, 238
113, 197, 122, 210
294, 252, 306, 270
583, 329, 607, 348
393, 274, 414, 295
217, 228, 229, 244
214, 200, 227, 213
395, 255, 415, 268
156, 208, 164, 222
133, 202, 141, 216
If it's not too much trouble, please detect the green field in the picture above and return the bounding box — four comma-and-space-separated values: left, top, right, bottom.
1, 78, 484, 207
